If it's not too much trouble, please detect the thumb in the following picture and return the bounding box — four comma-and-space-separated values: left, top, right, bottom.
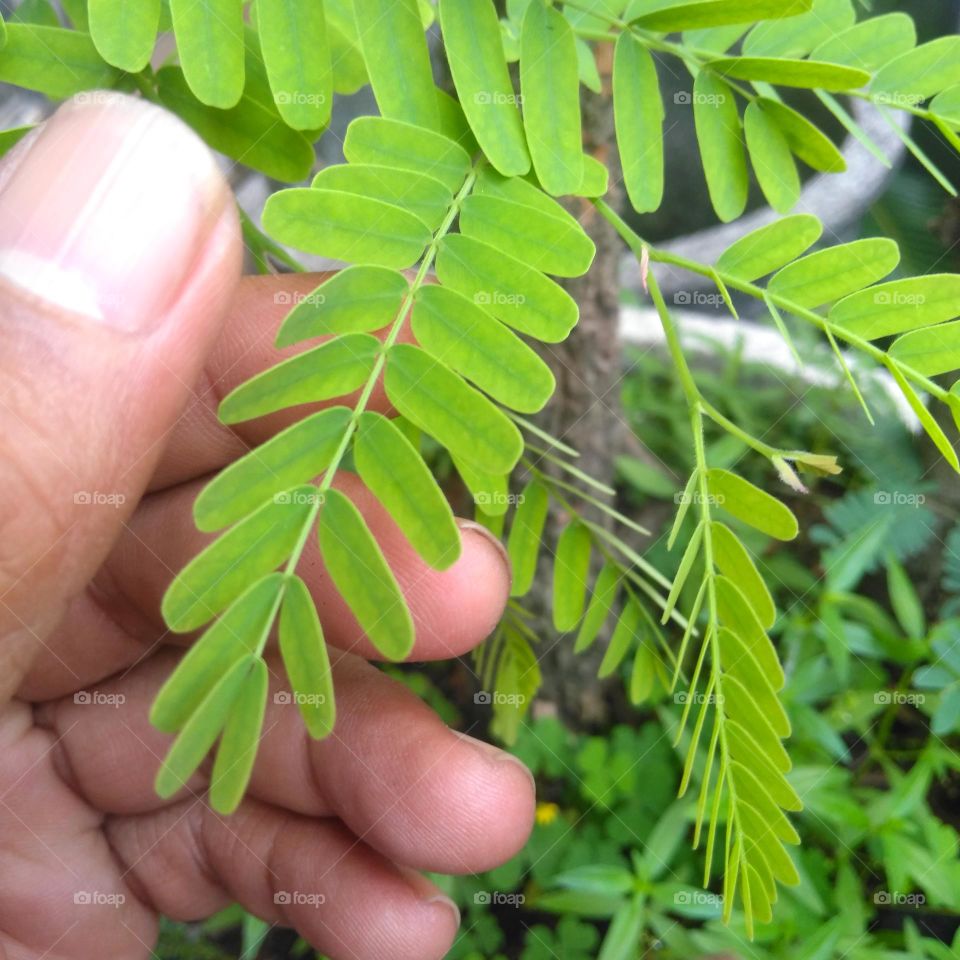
0, 93, 241, 694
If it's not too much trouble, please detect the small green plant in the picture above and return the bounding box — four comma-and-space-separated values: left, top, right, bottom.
4, 0, 960, 933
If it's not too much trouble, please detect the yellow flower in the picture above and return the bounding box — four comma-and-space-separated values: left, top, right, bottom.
535, 802, 560, 826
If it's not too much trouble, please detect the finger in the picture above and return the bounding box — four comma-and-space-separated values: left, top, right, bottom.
0, 93, 240, 699
106, 796, 461, 960
37, 649, 535, 874
149, 272, 413, 492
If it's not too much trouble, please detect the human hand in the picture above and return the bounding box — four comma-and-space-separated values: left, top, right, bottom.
0, 93, 534, 960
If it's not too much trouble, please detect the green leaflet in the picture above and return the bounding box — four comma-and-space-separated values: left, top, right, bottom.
354, 0, 438, 130
706, 468, 798, 541
318, 488, 414, 660
354, 411, 461, 569
580, 154, 609, 197
575, 562, 620, 653
475, 168, 581, 226
662, 520, 704, 623
630, 642, 655, 705
219, 335, 380, 424
343, 116, 471, 193
326, 0, 368, 94
693, 70, 747, 223
210, 658, 269, 813
886, 363, 959, 473
576, 35, 602, 93
312, 164, 453, 232
262, 188, 432, 269
435, 87, 480, 154
872, 37, 960, 103
151, 574, 285, 733
715, 214, 822, 281
613, 32, 664, 215
384, 343, 523, 474
553, 522, 592, 632
726, 721, 800, 809
169, 0, 244, 108
163, 487, 316, 632
276, 266, 409, 345
715, 575, 784, 688
731, 761, 800, 843
718, 628, 790, 737
743, 101, 799, 214
886, 555, 925, 639
706, 57, 869, 92
279, 575, 335, 738
508, 479, 549, 597
811, 13, 916, 74
457, 194, 595, 278
599, 599, 641, 678
738, 805, 799, 884
411, 284, 555, 413
829, 275, 960, 339
721, 674, 790, 772
435, 234, 578, 342
755, 97, 845, 173
931, 85, 960, 129
629, 0, 812, 31
711, 522, 775, 629
195, 407, 351, 531
519, 0, 582, 196
258, 0, 331, 129
156, 67, 314, 182
439, 0, 530, 176
155, 655, 254, 799
89, 0, 159, 71
767, 238, 900, 309
0, 24, 118, 97
742, 0, 853, 59
598, 896, 645, 960
889, 320, 960, 377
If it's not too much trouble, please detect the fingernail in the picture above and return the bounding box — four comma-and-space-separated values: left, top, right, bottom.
425, 893, 461, 929
0, 92, 228, 332
457, 519, 512, 587
396, 867, 461, 928
451, 729, 536, 792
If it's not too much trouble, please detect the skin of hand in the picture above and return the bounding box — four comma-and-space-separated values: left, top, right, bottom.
0, 93, 535, 960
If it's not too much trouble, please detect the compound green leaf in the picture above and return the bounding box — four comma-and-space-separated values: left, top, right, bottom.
889, 320, 960, 377
707, 56, 869, 92
312, 164, 452, 231
707, 468, 798, 541
629, 0, 811, 31
693, 70, 747, 223
614, 32, 664, 214
411, 284, 555, 413
575, 562, 620, 653
436, 234, 578, 342
755, 97, 845, 173
718, 628, 790, 736
744, 101, 799, 214
716, 575, 783, 688
89, 0, 159, 71
170, 0, 244, 108
344, 116, 472, 192
0, 24, 118, 97
872, 36, 960, 103
155, 654, 254, 798
519, 0, 582, 196
508, 479, 549, 597
258, 0, 331, 129
458, 194, 595, 277
151, 574, 285, 732
439, 0, 530, 176
715, 214, 822, 281
319, 488, 414, 660
829, 275, 960, 339
156, 67, 314, 182
263, 188, 432, 269
553, 521, 592, 631
219, 335, 380, 424
354, 0, 438, 129
599, 599, 641, 678
209, 657, 268, 813
811, 13, 916, 74
742, 0, 853, 59
355, 411, 461, 569
195, 407, 351, 530
384, 343, 523, 474
276, 265, 409, 345
278, 575, 335, 738
767, 238, 899, 309
712, 522, 775, 629
163, 487, 316, 631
